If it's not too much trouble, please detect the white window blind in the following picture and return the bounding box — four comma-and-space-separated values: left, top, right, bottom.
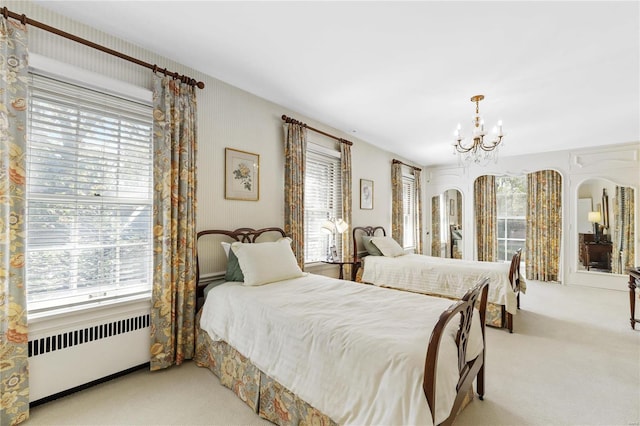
26, 73, 153, 314
402, 175, 416, 249
304, 144, 343, 263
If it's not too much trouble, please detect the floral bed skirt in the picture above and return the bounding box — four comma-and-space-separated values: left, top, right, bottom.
194, 311, 475, 425
485, 302, 506, 328
194, 312, 337, 426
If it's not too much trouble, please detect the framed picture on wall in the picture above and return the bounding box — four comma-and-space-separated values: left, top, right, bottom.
360, 179, 373, 210
225, 148, 259, 201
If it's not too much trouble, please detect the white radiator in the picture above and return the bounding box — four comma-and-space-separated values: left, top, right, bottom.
28, 300, 151, 402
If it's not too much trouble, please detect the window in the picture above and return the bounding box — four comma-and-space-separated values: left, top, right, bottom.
304, 143, 342, 263
496, 176, 527, 262
26, 73, 153, 314
402, 175, 416, 249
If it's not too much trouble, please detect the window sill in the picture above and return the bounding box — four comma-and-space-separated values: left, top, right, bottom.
28, 293, 152, 327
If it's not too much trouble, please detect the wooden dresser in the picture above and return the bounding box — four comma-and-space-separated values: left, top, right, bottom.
579, 233, 612, 271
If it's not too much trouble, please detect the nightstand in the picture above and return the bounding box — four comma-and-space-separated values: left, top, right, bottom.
321, 259, 361, 281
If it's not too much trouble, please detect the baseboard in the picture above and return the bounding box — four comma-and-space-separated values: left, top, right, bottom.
29, 362, 149, 408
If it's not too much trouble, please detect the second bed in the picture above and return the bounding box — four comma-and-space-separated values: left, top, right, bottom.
353, 225, 525, 332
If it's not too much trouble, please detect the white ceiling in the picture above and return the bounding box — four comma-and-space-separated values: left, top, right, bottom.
35, 1, 640, 166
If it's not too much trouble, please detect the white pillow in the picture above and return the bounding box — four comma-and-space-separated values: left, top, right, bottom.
221, 241, 231, 258
371, 236, 405, 257
231, 237, 305, 286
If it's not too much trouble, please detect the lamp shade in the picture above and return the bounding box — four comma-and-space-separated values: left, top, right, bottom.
587, 211, 602, 223
320, 220, 335, 234
334, 219, 349, 234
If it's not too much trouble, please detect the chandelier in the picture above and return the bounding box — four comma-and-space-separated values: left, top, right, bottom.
452, 95, 504, 165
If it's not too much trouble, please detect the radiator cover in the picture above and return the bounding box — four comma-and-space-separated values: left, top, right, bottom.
28, 300, 151, 402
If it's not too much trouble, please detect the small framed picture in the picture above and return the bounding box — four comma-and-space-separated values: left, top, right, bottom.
360, 179, 373, 210
225, 148, 259, 201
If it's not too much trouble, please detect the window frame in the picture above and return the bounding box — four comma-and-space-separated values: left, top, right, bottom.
25, 56, 154, 317
303, 139, 343, 264
402, 173, 417, 250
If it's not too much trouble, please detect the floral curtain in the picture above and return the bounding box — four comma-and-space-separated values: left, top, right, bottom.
340, 143, 352, 275
431, 196, 440, 256
612, 186, 635, 274
413, 168, 423, 254
0, 16, 30, 426
526, 170, 562, 281
474, 175, 497, 261
283, 123, 307, 269
150, 76, 198, 371
391, 162, 403, 245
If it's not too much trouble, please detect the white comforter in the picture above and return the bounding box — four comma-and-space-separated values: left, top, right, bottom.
362, 254, 522, 314
200, 273, 483, 426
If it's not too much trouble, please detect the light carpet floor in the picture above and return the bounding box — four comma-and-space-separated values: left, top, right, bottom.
27, 280, 640, 426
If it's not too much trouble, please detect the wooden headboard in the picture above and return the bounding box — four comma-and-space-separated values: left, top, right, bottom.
351, 225, 387, 263
195, 227, 286, 300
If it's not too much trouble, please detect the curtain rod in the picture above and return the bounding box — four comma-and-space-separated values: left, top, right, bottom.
2, 7, 205, 89
392, 159, 422, 172
281, 114, 353, 146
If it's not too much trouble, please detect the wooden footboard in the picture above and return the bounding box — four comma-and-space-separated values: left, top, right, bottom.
423, 278, 489, 425
506, 248, 523, 333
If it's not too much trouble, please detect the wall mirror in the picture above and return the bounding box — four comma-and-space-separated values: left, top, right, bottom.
431, 189, 463, 258
577, 178, 635, 274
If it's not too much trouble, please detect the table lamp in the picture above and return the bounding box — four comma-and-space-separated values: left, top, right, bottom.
588, 211, 602, 242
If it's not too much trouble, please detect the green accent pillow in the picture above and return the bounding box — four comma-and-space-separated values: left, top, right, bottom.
362, 235, 383, 256
225, 248, 245, 282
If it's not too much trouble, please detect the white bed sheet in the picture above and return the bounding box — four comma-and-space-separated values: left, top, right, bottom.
200, 273, 483, 426
361, 254, 521, 314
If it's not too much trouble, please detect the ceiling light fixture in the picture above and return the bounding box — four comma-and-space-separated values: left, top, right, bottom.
452, 95, 504, 165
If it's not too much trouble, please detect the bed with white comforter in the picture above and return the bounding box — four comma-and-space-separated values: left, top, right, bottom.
352, 227, 524, 332
361, 253, 520, 314
199, 273, 483, 426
